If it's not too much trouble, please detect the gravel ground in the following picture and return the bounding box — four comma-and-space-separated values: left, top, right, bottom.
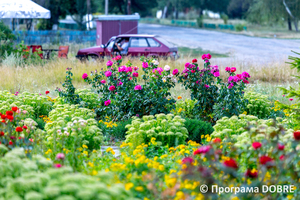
138, 23, 300, 64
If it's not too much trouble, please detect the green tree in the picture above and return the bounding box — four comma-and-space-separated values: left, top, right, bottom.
247, 0, 300, 31
0, 22, 16, 59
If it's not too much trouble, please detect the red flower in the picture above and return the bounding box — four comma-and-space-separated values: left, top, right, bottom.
294, 130, 300, 140
12, 107, 18, 112
7, 115, 14, 121
8, 141, 13, 145
29, 138, 33, 142
223, 158, 238, 169
230, 67, 236, 73
15, 127, 23, 132
192, 58, 197, 63
245, 169, 258, 178
277, 143, 285, 150
45, 91, 50, 95
181, 157, 194, 164
279, 155, 285, 160
23, 125, 28, 129
252, 142, 262, 150
6, 111, 13, 116
18, 137, 22, 140
1, 115, 6, 119
213, 138, 221, 143
259, 155, 273, 165
0, 131, 4, 136
193, 146, 211, 155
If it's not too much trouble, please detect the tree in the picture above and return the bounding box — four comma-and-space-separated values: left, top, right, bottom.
0, 21, 16, 58
247, 0, 300, 31
227, 0, 253, 19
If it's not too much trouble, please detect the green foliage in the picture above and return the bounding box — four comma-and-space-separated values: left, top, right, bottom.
100, 119, 132, 141
0, 149, 136, 200
0, 21, 16, 58
243, 91, 272, 118
221, 14, 229, 24
172, 99, 197, 118
235, 23, 244, 31
196, 16, 203, 27
184, 118, 214, 143
0, 91, 53, 119
125, 114, 188, 147
44, 104, 103, 150
56, 68, 82, 105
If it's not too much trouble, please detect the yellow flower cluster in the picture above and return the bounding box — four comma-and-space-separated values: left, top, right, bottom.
106, 147, 115, 155
40, 115, 52, 123
45, 149, 52, 155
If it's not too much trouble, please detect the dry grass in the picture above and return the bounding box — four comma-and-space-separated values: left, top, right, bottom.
0, 56, 298, 101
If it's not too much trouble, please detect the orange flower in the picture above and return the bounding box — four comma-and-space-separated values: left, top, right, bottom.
178, 96, 182, 99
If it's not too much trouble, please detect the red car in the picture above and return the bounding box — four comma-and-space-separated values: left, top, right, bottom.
76, 34, 179, 60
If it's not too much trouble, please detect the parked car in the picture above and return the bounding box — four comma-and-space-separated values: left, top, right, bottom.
76, 34, 179, 60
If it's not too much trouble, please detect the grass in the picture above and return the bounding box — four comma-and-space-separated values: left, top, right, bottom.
178, 47, 227, 58
0, 52, 298, 106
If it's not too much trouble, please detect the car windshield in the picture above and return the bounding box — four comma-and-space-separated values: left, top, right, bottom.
155, 36, 176, 48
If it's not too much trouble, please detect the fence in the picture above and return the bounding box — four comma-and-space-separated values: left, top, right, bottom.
12, 30, 97, 45
140, 18, 247, 31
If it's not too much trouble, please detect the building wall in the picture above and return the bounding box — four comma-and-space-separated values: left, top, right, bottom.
96, 20, 138, 46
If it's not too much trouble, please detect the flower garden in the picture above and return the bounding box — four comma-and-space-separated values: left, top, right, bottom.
0, 53, 299, 200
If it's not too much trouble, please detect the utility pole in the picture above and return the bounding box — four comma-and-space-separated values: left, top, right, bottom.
127, 0, 131, 15
105, 0, 108, 15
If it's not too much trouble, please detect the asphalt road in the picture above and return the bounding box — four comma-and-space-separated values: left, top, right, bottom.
138, 23, 300, 63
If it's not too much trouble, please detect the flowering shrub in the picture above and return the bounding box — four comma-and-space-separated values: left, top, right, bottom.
243, 91, 272, 118
0, 107, 42, 154
0, 90, 53, 118
213, 68, 250, 120
182, 124, 299, 199
179, 56, 250, 121
0, 148, 136, 200
179, 57, 220, 121
44, 104, 103, 150
83, 56, 179, 120
125, 114, 188, 147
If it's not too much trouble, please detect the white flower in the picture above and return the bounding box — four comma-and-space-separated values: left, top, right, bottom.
152, 60, 159, 65
73, 120, 78, 123
64, 131, 69, 136
164, 65, 170, 71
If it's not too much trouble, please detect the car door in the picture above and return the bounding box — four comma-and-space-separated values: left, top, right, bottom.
104, 38, 115, 57
147, 37, 164, 57
127, 37, 150, 57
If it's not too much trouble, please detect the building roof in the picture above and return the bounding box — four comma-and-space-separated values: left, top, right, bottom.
96, 14, 140, 21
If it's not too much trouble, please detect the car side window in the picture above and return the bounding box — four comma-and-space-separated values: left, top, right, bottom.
147, 38, 161, 47
107, 40, 114, 49
130, 38, 149, 47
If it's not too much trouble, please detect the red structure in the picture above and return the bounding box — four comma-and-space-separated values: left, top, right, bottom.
96, 14, 140, 46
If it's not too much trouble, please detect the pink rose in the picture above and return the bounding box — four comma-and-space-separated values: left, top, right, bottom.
134, 85, 142, 90
204, 84, 209, 88
289, 98, 293, 101
133, 66, 139, 71
82, 73, 88, 79
118, 81, 123, 86
126, 67, 133, 73
118, 66, 127, 72
133, 72, 139, 77
101, 80, 106, 84
213, 72, 220, 77
106, 60, 113, 66
243, 80, 249, 84
225, 67, 231, 72
56, 153, 65, 160
104, 71, 112, 77
230, 67, 236, 73
228, 83, 234, 89
242, 71, 250, 78
142, 62, 148, 68
185, 62, 191, 68
104, 99, 111, 106
109, 85, 116, 91
172, 69, 179, 75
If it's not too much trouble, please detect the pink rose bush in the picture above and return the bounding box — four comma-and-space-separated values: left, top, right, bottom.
82, 56, 180, 120
179, 54, 251, 121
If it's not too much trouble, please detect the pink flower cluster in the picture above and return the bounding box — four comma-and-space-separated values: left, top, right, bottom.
106, 60, 113, 66
182, 62, 199, 75
142, 62, 148, 68
225, 67, 236, 73
152, 67, 164, 75
118, 66, 132, 73
210, 65, 220, 77
104, 99, 111, 106
113, 55, 122, 61
104, 71, 112, 77
201, 54, 212, 60
227, 71, 251, 89
134, 85, 142, 90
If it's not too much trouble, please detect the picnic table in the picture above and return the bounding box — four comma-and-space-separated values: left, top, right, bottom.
42, 49, 60, 60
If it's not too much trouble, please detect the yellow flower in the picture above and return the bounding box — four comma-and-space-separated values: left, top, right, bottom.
125, 183, 134, 191
231, 197, 239, 200
83, 151, 88, 156
159, 165, 165, 171
82, 144, 88, 149
135, 186, 144, 192
88, 162, 94, 167
106, 147, 115, 155
91, 170, 98, 176
175, 191, 185, 199
144, 198, 150, 200
242, 111, 247, 115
